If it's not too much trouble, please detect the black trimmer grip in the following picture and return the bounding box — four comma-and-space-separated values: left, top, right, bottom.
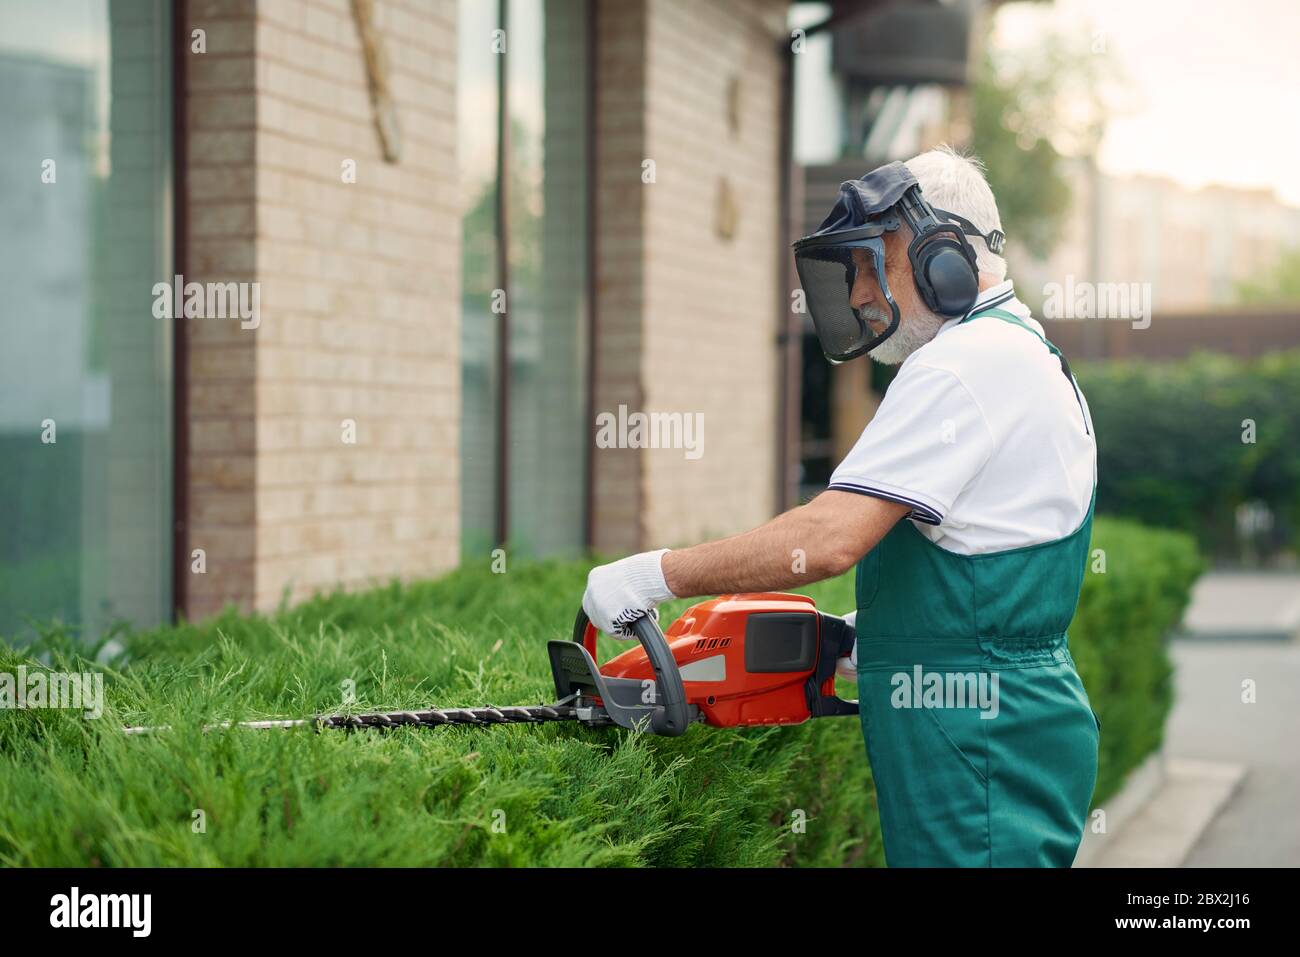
572, 608, 690, 736
629, 613, 690, 736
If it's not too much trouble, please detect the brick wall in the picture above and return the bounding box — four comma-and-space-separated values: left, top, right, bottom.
183, 0, 259, 620
590, 0, 650, 554
182, 0, 460, 619
592, 0, 788, 552
179, 0, 787, 615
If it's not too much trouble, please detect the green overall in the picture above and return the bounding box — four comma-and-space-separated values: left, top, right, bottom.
854, 307, 1100, 867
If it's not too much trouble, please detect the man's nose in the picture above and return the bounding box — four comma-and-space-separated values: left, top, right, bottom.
850, 272, 873, 308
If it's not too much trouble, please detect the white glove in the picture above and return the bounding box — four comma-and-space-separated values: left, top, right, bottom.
835, 610, 859, 681
582, 549, 677, 639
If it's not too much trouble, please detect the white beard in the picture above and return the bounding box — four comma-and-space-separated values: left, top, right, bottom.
866, 305, 947, 365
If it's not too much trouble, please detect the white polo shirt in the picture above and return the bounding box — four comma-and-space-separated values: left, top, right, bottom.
827, 281, 1097, 555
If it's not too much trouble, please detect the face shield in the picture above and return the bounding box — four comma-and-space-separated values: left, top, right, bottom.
793, 226, 900, 363
792, 162, 917, 363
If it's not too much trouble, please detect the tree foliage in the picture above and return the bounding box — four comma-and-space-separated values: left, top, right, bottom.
1236, 247, 1300, 305
970, 29, 1114, 260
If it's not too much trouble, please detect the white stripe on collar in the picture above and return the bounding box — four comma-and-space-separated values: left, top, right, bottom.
935, 281, 1036, 337
966, 279, 1017, 316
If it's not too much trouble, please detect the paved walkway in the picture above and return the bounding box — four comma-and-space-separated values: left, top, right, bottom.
1167, 638, 1300, 866
1179, 571, 1300, 640
1081, 572, 1300, 867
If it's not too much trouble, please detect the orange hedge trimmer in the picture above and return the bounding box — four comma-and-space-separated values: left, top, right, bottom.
124, 594, 858, 736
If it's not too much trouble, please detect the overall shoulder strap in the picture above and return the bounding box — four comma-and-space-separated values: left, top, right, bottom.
962, 306, 1053, 347
961, 307, 1091, 435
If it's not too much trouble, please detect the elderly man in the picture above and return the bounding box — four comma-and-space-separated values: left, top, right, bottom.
582, 147, 1100, 867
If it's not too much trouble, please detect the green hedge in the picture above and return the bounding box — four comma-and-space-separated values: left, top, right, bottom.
0, 516, 1199, 866
1075, 350, 1300, 560
1068, 518, 1204, 804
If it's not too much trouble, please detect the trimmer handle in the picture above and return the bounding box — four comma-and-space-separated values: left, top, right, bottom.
808, 612, 860, 718
573, 608, 691, 736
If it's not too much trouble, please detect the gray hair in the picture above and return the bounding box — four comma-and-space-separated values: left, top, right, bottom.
904, 145, 1007, 282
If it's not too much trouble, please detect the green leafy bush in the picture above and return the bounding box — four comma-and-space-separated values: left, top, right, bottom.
0, 519, 1199, 866
1071, 517, 1204, 804
1076, 350, 1300, 560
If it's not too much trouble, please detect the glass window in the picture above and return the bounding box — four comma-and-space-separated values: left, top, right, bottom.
505, 0, 589, 556
459, 0, 590, 558
458, 0, 503, 557
0, 0, 173, 641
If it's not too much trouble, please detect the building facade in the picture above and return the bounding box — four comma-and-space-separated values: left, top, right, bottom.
1016, 157, 1300, 317
1, 0, 792, 633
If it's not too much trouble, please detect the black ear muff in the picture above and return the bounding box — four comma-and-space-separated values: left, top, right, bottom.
919, 241, 979, 316
897, 184, 985, 319
908, 226, 980, 318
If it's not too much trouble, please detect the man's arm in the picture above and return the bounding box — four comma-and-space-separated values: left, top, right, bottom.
661, 490, 909, 598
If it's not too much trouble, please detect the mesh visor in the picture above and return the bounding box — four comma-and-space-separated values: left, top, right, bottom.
793, 235, 899, 362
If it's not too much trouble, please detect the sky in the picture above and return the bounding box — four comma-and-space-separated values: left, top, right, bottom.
994, 0, 1300, 207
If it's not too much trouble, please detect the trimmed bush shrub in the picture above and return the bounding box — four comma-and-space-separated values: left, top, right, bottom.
1075, 350, 1300, 561
0, 516, 1199, 866
1069, 518, 1204, 804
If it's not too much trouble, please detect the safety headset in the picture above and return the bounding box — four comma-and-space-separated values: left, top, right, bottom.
894, 184, 1007, 318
